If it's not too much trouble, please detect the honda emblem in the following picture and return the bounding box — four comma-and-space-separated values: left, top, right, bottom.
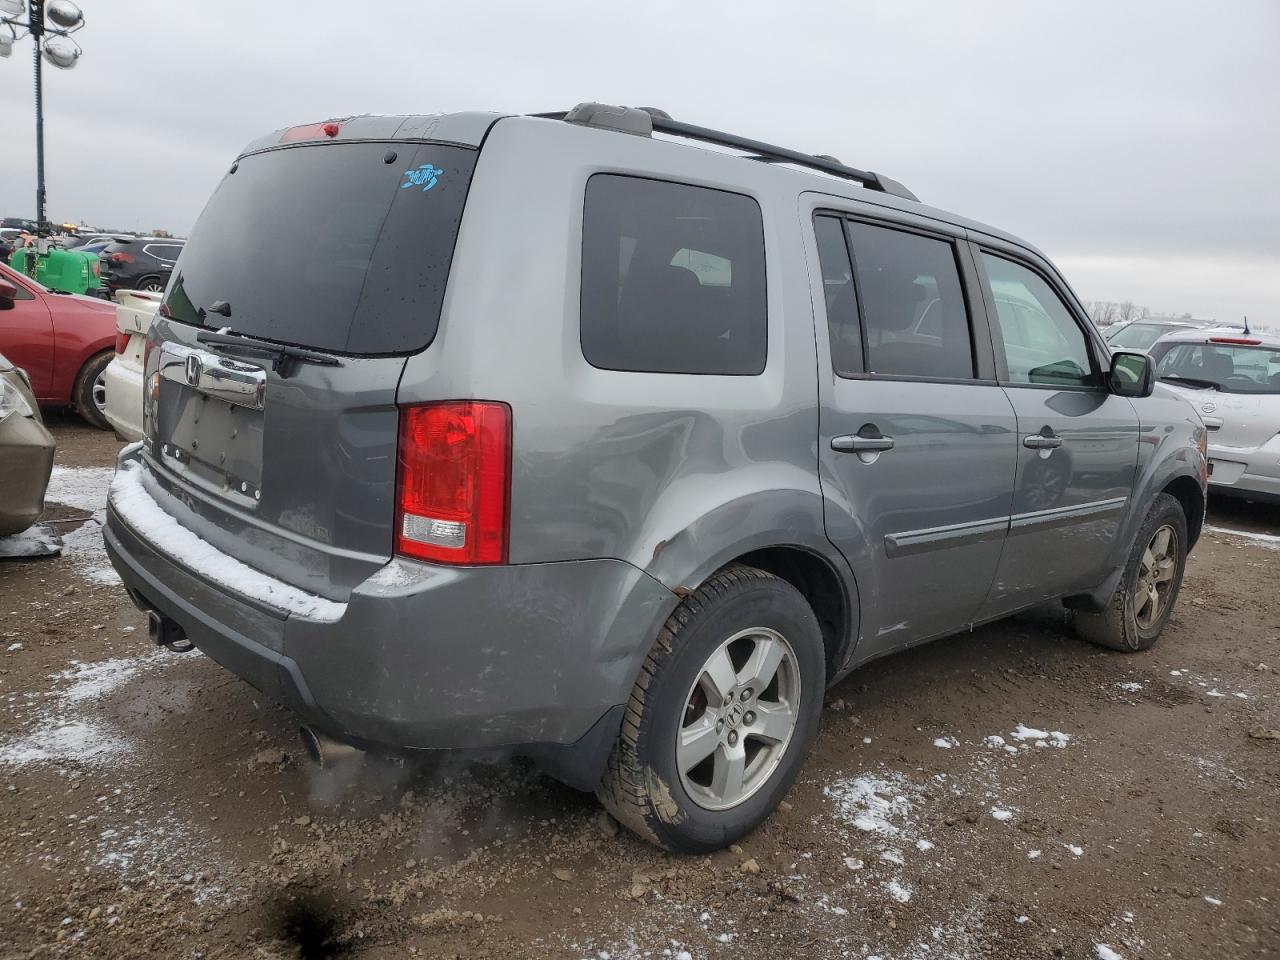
185, 354, 202, 387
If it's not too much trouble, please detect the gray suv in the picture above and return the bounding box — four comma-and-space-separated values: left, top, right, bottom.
104, 103, 1207, 852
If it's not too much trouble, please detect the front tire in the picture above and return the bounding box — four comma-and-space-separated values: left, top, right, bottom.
1074, 493, 1188, 652
597, 564, 825, 853
74, 351, 113, 431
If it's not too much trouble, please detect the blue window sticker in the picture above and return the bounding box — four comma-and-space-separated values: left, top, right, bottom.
401, 163, 444, 192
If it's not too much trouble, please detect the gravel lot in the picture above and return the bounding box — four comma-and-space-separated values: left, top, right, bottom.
1, 417, 1277, 960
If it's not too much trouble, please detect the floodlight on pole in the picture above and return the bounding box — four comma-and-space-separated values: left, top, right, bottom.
0, 0, 88, 230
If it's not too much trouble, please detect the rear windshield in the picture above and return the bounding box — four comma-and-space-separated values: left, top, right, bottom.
1108, 322, 1176, 350
165, 141, 477, 355
1152, 341, 1280, 394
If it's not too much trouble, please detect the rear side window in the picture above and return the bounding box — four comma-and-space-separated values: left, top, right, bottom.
165, 141, 477, 355
581, 175, 766, 375
844, 221, 975, 380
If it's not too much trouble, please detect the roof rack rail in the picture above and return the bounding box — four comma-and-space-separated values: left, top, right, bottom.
533, 103, 919, 203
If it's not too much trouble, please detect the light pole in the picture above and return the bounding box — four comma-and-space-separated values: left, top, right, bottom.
0, 0, 86, 232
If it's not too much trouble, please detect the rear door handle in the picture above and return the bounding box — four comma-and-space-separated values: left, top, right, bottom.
1022, 432, 1063, 450
832, 432, 896, 453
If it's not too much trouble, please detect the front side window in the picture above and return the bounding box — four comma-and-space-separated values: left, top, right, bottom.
845, 221, 975, 380
982, 253, 1095, 387
581, 175, 767, 375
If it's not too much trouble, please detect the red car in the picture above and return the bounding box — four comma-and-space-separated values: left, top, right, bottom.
0, 262, 116, 429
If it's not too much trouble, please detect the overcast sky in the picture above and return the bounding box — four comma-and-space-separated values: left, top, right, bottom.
2, 0, 1276, 323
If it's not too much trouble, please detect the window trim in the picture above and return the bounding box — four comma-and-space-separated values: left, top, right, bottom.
812, 209, 997, 386
970, 243, 1105, 392
579, 172, 769, 377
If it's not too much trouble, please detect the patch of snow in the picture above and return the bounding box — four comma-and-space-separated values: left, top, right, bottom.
915, 839, 935, 851
879, 849, 905, 866
110, 461, 345, 622
43, 465, 118, 583
825, 773, 918, 837
1205, 524, 1280, 550
991, 807, 1014, 822
843, 857, 864, 870
1028, 849, 1042, 859
885, 879, 912, 903
1205, 688, 1227, 698
1010, 724, 1070, 748
6, 643, 21, 652
1117, 682, 1144, 692
983, 734, 1007, 748
0, 652, 164, 768
933, 736, 958, 749
1170, 670, 1183, 677
1015, 915, 1030, 924
1095, 945, 1124, 960
1064, 843, 1084, 857
1204, 896, 1222, 906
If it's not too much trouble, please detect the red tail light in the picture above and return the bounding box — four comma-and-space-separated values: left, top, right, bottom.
1209, 336, 1261, 345
108, 252, 134, 264
395, 401, 512, 565
114, 332, 129, 354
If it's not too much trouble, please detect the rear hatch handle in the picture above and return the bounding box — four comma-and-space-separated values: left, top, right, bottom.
196, 330, 341, 378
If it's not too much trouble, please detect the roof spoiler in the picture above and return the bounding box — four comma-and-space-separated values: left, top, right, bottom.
534, 102, 919, 203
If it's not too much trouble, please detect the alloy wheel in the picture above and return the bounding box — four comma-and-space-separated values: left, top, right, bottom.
1134, 523, 1178, 630
91, 369, 108, 415
676, 627, 801, 811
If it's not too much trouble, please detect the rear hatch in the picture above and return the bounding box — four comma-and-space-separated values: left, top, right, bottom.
141, 135, 479, 602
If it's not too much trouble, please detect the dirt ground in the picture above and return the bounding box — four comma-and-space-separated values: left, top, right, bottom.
1, 415, 1276, 960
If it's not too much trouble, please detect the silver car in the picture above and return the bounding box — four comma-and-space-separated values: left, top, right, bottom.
1149, 327, 1280, 501
103, 103, 1208, 852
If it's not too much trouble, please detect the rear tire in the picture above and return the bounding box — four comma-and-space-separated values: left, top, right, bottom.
1074, 493, 1187, 652
597, 564, 825, 853
74, 351, 113, 431
137, 276, 164, 293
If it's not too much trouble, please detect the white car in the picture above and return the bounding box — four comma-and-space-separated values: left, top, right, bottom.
102, 289, 162, 441
1149, 327, 1280, 502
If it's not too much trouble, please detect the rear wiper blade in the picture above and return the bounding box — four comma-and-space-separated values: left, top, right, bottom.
196, 330, 341, 375
1159, 374, 1219, 390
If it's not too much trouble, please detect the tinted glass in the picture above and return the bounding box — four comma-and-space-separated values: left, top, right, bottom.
813, 215, 862, 376
1153, 341, 1280, 394
983, 254, 1094, 387
845, 222, 974, 380
581, 175, 766, 375
165, 141, 477, 355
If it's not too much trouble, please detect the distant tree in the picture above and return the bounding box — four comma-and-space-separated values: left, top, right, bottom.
151, 229, 172, 238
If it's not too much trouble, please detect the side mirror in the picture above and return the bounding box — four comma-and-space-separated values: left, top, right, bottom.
0, 279, 16, 311
1109, 350, 1154, 398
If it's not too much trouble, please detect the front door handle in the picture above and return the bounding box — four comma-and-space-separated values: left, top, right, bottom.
832, 429, 896, 454
1023, 431, 1063, 450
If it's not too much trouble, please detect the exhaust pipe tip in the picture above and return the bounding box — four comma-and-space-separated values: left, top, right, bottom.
299, 725, 361, 768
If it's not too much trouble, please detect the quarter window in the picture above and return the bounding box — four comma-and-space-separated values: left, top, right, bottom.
845, 221, 975, 380
982, 254, 1095, 387
581, 175, 767, 375
812, 215, 862, 376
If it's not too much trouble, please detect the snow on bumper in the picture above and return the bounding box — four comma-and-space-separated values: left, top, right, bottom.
107, 459, 346, 622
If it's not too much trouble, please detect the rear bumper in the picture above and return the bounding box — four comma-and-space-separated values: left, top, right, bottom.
103, 463, 677, 787
102, 356, 144, 441
0, 412, 55, 536
1208, 438, 1280, 500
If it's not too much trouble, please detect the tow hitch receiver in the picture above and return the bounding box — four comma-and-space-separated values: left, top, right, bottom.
148, 610, 194, 653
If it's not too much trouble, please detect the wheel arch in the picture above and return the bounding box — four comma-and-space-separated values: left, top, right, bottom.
1161, 474, 1204, 548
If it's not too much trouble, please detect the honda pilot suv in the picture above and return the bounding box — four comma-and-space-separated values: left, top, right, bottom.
104, 104, 1207, 852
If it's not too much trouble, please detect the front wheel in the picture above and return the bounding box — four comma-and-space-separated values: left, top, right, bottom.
597, 564, 825, 853
1074, 493, 1188, 652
